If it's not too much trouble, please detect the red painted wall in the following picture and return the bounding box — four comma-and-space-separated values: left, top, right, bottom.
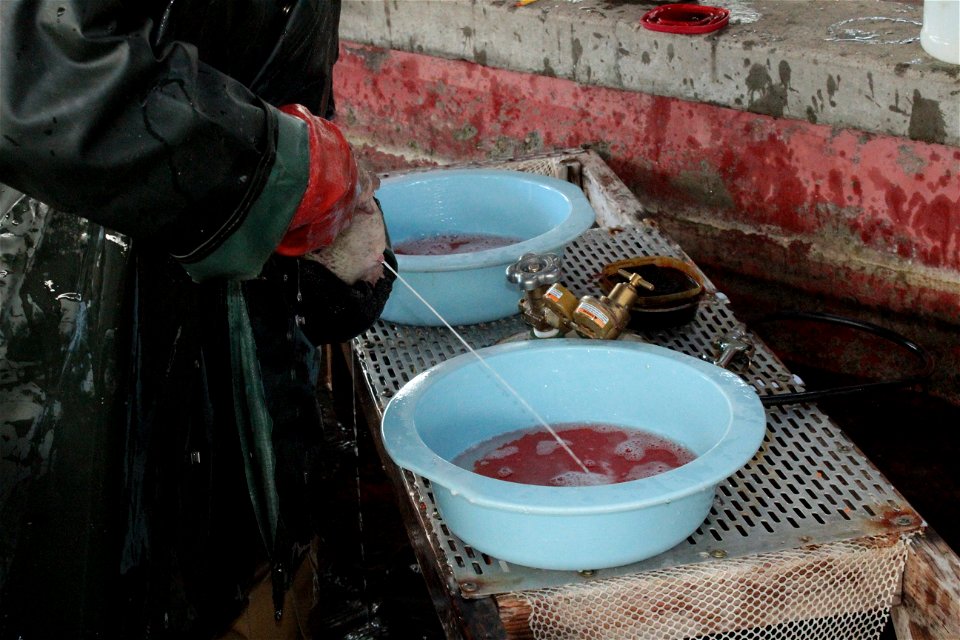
334, 43, 960, 320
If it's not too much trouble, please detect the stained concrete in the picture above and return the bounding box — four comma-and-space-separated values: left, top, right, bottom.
336, 0, 960, 325
336, 0, 960, 376
336, 44, 960, 324
340, 0, 960, 145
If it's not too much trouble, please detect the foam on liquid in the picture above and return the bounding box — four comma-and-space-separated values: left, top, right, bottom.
393, 233, 522, 256
453, 423, 697, 487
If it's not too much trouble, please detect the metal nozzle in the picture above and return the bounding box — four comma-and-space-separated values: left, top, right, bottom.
707, 330, 755, 369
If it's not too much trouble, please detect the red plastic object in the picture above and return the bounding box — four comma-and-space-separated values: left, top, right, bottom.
276, 104, 359, 256
640, 4, 730, 34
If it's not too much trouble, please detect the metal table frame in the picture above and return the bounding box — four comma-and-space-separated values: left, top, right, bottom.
344, 150, 958, 639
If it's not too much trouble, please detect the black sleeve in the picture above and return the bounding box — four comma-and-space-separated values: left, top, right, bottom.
0, 0, 276, 260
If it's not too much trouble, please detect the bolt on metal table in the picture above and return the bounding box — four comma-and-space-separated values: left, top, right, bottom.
348, 151, 928, 640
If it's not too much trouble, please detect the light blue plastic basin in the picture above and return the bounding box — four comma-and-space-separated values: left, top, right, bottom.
376, 169, 595, 326
381, 340, 767, 570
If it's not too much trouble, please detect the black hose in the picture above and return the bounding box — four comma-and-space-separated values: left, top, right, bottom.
749, 311, 935, 407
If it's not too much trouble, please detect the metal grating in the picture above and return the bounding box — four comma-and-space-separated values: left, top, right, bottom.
354, 225, 920, 598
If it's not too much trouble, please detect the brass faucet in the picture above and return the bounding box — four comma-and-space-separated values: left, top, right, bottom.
571, 269, 654, 340
506, 254, 654, 340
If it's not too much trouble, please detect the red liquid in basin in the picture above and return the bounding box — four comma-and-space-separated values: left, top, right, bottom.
452, 423, 697, 487
393, 233, 522, 256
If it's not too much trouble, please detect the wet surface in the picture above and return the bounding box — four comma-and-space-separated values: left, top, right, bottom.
706, 268, 960, 640
1, 193, 132, 634
707, 266, 960, 551
321, 265, 958, 639
825, 16, 922, 45
312, 357, 445, 640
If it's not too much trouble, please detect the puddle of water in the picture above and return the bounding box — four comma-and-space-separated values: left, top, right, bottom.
826, 16, 921, 44
717, 0, 761, 25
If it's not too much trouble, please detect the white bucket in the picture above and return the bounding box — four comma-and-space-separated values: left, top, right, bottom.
921, 0, 960, 64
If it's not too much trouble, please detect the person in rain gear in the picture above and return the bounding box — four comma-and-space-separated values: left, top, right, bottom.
0, 1, 395, 637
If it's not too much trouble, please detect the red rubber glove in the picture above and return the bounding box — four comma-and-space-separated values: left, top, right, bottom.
275, 104, 360, 256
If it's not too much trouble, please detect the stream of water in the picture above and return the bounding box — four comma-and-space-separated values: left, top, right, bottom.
381, 261, 591, 474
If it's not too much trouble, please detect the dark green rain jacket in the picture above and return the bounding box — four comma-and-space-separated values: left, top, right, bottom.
0, 1, 394, 637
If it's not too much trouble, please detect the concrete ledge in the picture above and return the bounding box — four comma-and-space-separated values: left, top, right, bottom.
341, 0, 959, 145
335, 0, 959, 325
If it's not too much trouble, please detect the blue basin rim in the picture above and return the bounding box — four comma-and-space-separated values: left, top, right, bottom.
377, 169, 597, 272
381, 340, 767, 515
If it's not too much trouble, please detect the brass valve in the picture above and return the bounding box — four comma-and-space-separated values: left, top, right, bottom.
507, 255, 655, 340
506, 253, 572, 336
572, 270, 654, 340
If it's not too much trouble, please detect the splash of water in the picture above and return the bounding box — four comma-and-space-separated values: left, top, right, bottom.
347, 344, 375, 625
722, 0, 761, 25
825, 16, 921, 45
382, 261, 591, 474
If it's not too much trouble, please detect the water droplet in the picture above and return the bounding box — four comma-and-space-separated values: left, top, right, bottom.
105, 233, 129, 249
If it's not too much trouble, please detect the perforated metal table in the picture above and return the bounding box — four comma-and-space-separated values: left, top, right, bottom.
348, 152, 926, 640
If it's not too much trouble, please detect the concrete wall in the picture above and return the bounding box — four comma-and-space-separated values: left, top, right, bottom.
334, 0, 959, 323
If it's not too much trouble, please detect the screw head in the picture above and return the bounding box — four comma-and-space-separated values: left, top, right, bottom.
709, 549, 728, 559
460, 582, 478, 593
894, 515, 915, 527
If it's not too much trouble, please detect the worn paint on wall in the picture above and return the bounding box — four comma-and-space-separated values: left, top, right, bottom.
334, 43, 960, 317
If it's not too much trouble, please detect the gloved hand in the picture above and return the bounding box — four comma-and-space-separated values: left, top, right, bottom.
303, 192, 388, 285
274, 104, 361, 257
275, 105, 387, 285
